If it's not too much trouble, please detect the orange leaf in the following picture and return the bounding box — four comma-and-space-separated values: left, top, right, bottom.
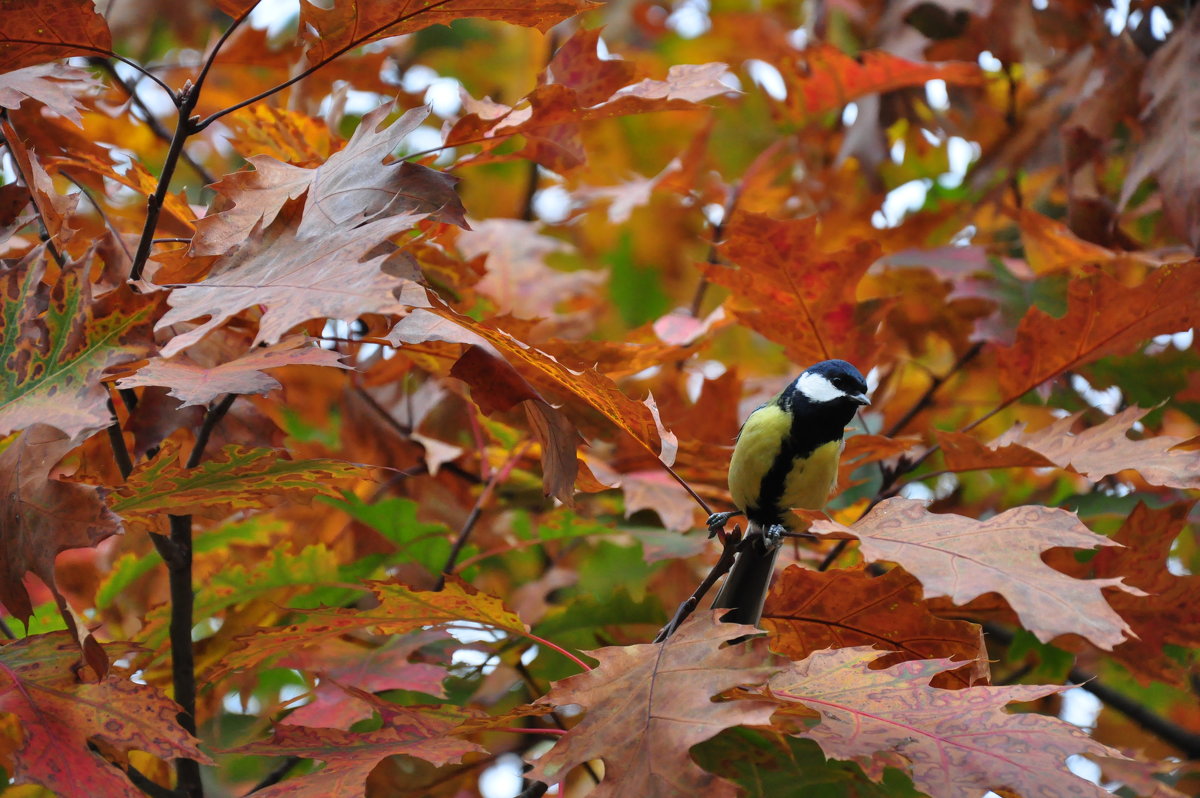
775, 45, 984, 121
811, 498, 1143, 649
761, 566, 988, 688
527, 612, 779, 796
706, 211, 887, 369
0, 0, 112, 72
995, 260, 1200, 402
769, 647, 1124, 798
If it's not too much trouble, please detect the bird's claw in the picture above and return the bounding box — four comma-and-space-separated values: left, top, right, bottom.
707, 511, 738, 538
761, 523, 786, 552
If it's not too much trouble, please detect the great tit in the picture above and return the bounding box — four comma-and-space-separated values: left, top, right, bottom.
709, 359, 870, 627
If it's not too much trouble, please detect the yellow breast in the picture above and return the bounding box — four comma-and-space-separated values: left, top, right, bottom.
727, 403, 842, 517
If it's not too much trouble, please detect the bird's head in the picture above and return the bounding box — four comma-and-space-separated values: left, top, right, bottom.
794, 360, 870, 407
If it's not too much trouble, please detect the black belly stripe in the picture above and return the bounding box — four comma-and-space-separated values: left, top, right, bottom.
749, 439, 797, 526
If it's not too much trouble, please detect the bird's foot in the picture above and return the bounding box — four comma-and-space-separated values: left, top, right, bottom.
706, 510, 743, 538
761, 523, 786, 552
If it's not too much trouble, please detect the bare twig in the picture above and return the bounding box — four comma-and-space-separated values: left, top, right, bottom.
654, 529, 741, 642
105, 396, 133, 480
0, 113, 66, 267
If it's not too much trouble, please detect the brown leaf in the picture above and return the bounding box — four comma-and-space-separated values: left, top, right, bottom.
768, 647, 1124, 798
620, 469, 698, 532
0, 63, 98, 126
761, 566, 988, 688
0, 425, 121, 646
0, 126, 79, 247
227, 696, 484, 797
157, 199, 429, 357
527, 612, 780, 796
0, 0, 112, 72
116, 336, 350, 407
995, 260, 1200, 402
706, 211, 887, 369
810, 498, 1142, 649
193, 104, 466, 256
940, 406, 1200, 489
0, 632, 210, 797
1119, 6, 1200, 250
1049, 502, 1200, 686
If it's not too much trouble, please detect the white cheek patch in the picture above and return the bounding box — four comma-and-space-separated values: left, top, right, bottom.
795, 371, 843, 403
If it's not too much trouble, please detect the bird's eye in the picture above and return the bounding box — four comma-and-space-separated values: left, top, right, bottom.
832, 377, 847, 389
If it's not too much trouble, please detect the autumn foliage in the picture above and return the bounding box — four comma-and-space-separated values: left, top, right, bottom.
2, 1, 1200, 796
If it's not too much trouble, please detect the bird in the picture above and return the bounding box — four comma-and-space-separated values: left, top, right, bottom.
708, 359, 870, 628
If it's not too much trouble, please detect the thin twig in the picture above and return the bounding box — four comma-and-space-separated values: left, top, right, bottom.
244, 757, 300, 795
91, 58, 216, 186
0, 113, 66, 267
61, 171, 134, 263
105, 396, 133, 480
195, 0, 459, 130
885, 342, 984, 438
434, 442, 530, 590
654, 530, 741, 642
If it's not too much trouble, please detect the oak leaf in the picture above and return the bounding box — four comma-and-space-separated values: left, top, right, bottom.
0, 425, 120, 672
156, 200, 429, 357
939, 406, 1200, 489
0, 0, 112, 72
107, 440, 369, 532
706, 211, 887, 369
192, 104, 466, 255
761, 566, 988, 688
299, 0, 594, 65
810, 498, 1142, 649
774, 46, 984, 121
0, 63, 98, 125
1119, 6, 1200, 249
527, 613, 780, 796
226, 694, 483, 798
769, 647, 1124, 798
0, 254, 151, 439
1047, 502, 1200, 686
0, 632, 209, 798
209, 579, 528, 682
995, 260, 1200, 402
115, 336, 350, 408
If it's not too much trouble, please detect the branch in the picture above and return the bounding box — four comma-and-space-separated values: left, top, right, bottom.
434, 441, 530, 591
91, 58, 216, 186
654, 528, 741, 643
195, 0, 458, 130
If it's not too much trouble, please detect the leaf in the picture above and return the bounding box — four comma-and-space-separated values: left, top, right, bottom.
761, 566, 988, 688
768, 647, 1123, 798
939, 406, 1200, 489
278, 634, 449, 730
1048, 502, 1200, 686
527, 612, 780, 796
1119, 6, 1200, 249
108, 441, 368, 531
449, 345, 579, 504
0, 425, 120, 662
0, 253, 153, 439
209, 579, 528, 681
620, 469, 698, 532
456, 219, 601, 319
192, 104, 467, 256
705, 211, 887, 369
774, 46, 984, 121
115, 336, 350, 408
995, 260, 1200, 402
388, 307, 673, 462
0, 0, 112, 72
810, 497, 1142, 649
225, 696, 484, 798
0, 63, 98, 126
298, 0, 595, 65
0, 632, 209, 798
156, 199, 429, 357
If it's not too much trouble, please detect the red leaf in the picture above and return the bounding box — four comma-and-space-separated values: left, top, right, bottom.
0, 0, 112, 72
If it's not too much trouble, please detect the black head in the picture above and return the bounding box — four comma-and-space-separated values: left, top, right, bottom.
793, 359, 870, 407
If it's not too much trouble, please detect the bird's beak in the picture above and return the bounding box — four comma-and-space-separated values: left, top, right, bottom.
850, 393, 871, 407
